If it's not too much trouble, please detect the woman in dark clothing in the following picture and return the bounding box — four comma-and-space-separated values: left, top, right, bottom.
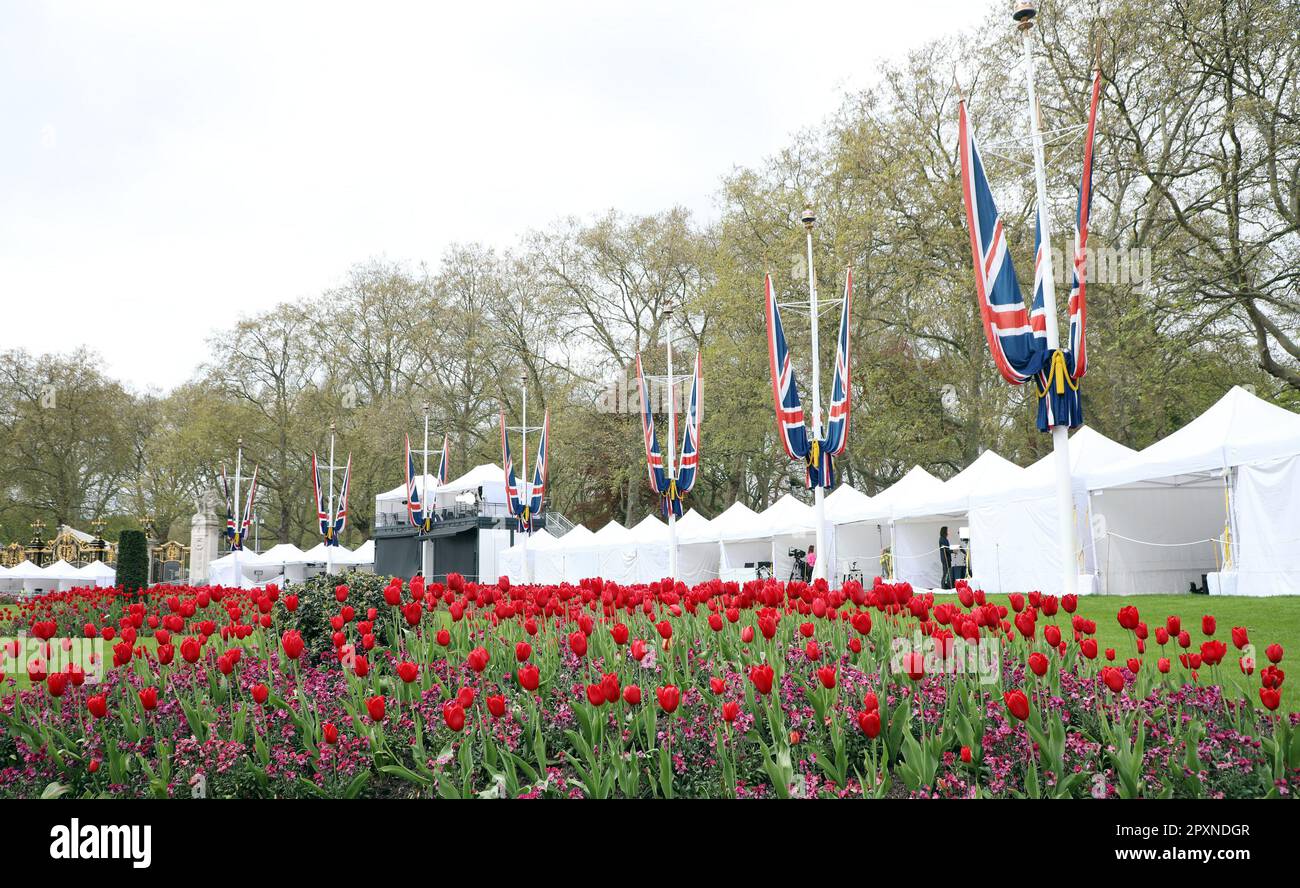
939, 526, 953, 590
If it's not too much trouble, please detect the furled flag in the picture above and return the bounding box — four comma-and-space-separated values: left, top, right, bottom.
764, 268, 853, 489
958, 100, 1049, 387
959, 74, 1098, 432
404, 434, 424, 529
525, 411, 549, 529
237, 464, 258, 549
437, 433, 451, 487
312, 452, 330, 540
636, 351, 703, 517
332, 455, 351, 543
1067, 67, 1101, 381
500, 411, 524, 524
220, 466, 236, 543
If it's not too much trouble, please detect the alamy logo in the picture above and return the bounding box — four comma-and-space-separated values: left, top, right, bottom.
49, 819, 151, 868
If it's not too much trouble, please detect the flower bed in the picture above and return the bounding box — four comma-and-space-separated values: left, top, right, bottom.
0, 575, 1294, 798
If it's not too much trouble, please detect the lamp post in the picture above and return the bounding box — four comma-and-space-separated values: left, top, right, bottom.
1015, 1, 1078, 597
518, 370, 531, 583
420, 402, 434, 578
140, 513, 156, 584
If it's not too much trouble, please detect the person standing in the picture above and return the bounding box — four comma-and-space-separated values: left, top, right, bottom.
939, 527, 953, 590
806, 545, 817, 583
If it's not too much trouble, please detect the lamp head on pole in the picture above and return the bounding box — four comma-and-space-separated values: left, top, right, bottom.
421, 401, 430, 416
800, 206, 816, 230
1012, 1, 1037, 29
663, 299, 676, 319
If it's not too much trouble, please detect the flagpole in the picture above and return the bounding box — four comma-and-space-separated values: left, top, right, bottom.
327, 420, 336, 576
802, 207, 828, 582
1018, 3, 1078, 597
233, 438, 242, 589
421, 402, 433, 580
519, 371, 530, 583
664, 302, 678, 580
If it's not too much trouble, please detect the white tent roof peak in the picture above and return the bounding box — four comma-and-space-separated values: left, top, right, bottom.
675, 508, 719, 543
1087, 386, 1300, 488
629, 514, 669, 542
715, 500, 768, 541
593, 520, 632, 541
826, 483, 875, 523
9, 560, 48, 578
760, 493, 815, 534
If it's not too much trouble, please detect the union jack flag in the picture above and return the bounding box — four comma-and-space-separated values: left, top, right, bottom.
312, 452, 330, 539
237, 464, 258, 548
437, 433, 450, 486
526, 411, 549, 526
764, 269, 853, 489
220, 466, 236, 543
332, 454, 351, 542
500, 410, 524, 523
405, 434, 424, 528
1068, 68, 1101, 381
959, 100, 1049, 386
636, 350, 702, 517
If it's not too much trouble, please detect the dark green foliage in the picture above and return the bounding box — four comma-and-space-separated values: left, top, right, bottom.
116, 530, 149, 591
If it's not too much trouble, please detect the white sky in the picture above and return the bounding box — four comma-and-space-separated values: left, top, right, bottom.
1, 1, 989, 391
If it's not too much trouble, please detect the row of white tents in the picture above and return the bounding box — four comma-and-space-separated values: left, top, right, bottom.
0, 541, 378, 595
499, 386, 1300, 597
0, 559, 117, 594
205, 540, 376, 588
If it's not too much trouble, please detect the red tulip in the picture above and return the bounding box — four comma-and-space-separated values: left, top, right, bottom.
487, 694, 506, 718
857, 709, 881, 738
1003, 689, 1029, 721
1231, 626, 1249, 649
518, 663, 540, 691
456, 686, 475, 708
466, 647, 490, 673
816, 665, 836, 689
1266, 643, 1284, 664
1202, 615, 1216, 636
139, 687, 158, 711
436, 629, 451, 646
585, 683, 605, 706
396, 661, 419, 683
960, 745, 972, 764
442, 701, 466, 731
87, 694, 109, 719
515, 641, 532, 662
569, 631, 588, 658
322, 722, 339, 744
749, 664, 775, 696
251, 683, 269, 705
280, 629, 304, 661
366, 695, 386, 722
601, 672, 620, 704
1028, 652, 1049, 677
656, 684, 681, 714
1101, 666, 1124, 693
1259, 687, 1280, 711
1158, 657, 1171, 673
623, 684, 642, 705
721, 701, 740, 723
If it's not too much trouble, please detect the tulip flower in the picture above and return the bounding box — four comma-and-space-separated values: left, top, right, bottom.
366, 695, 386, 722
517, 664, 540, 692
656, 684, 680, 714
280, 630, 305, 661
749, 664, 775, 696
1003, 690, 1029, 721
623, 684, 642, 705
139, 687, 159, 711
443, 701, 466, 731
857, 709, 881, 738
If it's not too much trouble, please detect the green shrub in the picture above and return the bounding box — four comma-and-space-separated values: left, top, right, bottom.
116, 530, 149, 591
281, 570, 395, 659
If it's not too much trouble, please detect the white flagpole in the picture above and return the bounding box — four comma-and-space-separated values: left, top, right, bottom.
802, 207, 828, 582
421, 403, 433, 579
233, 438, 243, 589
665, 302, 678, 580
1018, 4, 1077, 597
519, 371, 530, 583
326, 420, 336, 576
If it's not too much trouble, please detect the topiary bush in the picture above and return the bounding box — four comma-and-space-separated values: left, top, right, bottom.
281, 570, 396, 659
116, 529, 149, 591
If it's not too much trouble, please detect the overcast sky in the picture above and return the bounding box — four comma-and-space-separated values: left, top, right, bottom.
1, 1, 990, 391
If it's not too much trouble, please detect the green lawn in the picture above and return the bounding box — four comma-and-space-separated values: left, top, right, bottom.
937, 593, 1300, 713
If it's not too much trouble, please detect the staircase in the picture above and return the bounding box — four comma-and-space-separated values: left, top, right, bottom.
546, 511, 576, 536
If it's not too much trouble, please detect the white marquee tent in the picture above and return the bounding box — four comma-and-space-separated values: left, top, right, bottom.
675, 508, 721, 585
1083, 387, 1300, 597
532, 524, 594, 584
968, 426, 1136, 595
833, 466, 945, 585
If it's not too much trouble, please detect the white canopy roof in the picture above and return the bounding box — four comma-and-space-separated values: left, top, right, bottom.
848, 466, 946, 523
376, 463, 507, 505
760, 493, 815, 535
894, 451, 1026, 520
253, 543, 306, 565
714, 501, 767, 541
1087, 387, 1300, 489
43, 559, 83, 580
825, 484, 874, 523
628, 514, 669, 542
8, 560, 47, 579
591, 520, 633, 543
676, 508, 719, 544
293, 543, 363, 565
75, 561, 117, 578
554, 524, 596, 549
352, 539, 375, 564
